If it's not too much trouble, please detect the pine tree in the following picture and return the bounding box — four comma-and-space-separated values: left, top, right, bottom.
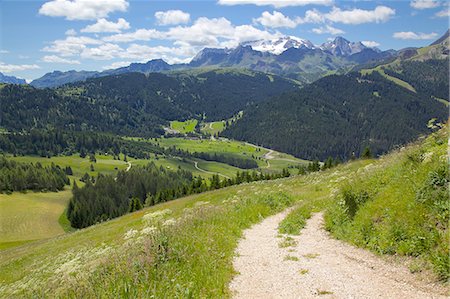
361, 146, 372, 159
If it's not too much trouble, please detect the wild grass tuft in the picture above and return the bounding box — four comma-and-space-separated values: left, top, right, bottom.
324, 128, 449, 280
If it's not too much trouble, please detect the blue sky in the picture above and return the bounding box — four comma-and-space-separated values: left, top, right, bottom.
0, 0, 448, 81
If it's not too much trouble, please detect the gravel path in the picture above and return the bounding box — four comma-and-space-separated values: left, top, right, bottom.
230, 211, 448, 299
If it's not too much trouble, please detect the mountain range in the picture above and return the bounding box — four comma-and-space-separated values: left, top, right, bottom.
29, 35, 398, 88
0, 72, 26, 85
222, 32, 449, 160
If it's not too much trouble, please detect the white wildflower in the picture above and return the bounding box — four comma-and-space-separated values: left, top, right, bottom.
194, 201, 210, 207
142, 209, 172, 224
163, 218, 177, 227
141, 226, 157, 235
421, 152, 433, 163
123, 229, 138, 240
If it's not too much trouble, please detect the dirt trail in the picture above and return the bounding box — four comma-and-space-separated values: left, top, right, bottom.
230, 211, 447, 299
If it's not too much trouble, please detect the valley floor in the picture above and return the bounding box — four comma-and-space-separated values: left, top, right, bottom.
231, 211, 448, 299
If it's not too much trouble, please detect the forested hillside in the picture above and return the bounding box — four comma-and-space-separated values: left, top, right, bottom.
1, 70, 297, 137
383, 58, 449, 100
222, 70, 447, 160
0, 156, 69, 193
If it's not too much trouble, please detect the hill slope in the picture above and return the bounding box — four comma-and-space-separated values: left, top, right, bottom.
0, 127, 447, 297
222, 69, 447, 160
2, 70, 298, 136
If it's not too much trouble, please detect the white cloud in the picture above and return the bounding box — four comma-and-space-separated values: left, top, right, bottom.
301, 9, 325, 23
155, 10, 190, 25
103, 29, 163, 43
43, 36, 102, 57
42, 55, 81, 64
0, 50, 9, 54
39, 0, 128, 21
102, 61, 132, 70
232, 24, 280, 45
410, 0, 440, 9
254, 11, 300, 28
0, 62, 40, 73
324, 6, 395, 24
165, 17, 279, 49
361, 40, 380, 48
435, 8, 449, 17
218, 0, 333, 8
100, 16, 279, 63
312, 25, 344, 35
121, 44, 195, 64
165, 17, 234, 47
393, 31, 438, 40
65, 29, 77, 36
253, 8, 391, 29
81, 18, 130, 33
81, 43, 124, 60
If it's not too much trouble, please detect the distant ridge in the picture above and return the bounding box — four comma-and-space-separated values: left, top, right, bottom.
30, 35, 394, 88
430, 29, 449, 46
0, 72, 26, 84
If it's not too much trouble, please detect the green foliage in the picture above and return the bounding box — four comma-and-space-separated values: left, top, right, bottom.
261, 192, 294, 211
68, 158, 292, 229
68, 163, 193, 228
129, 197, 143, 213
361, 146, 372, 159
324, 128, 449, 280
340, 186, 371, 219
223, 71, 447, 160
1, 72, 296, 138
384, 59, 449, 100
0, 156, 69, 193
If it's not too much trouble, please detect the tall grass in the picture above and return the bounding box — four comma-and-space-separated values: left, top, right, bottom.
8, 192, 294, 298
324, 128, 449, 280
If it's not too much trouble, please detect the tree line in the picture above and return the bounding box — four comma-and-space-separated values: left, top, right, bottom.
67, 162, 291, 229
0, 129, 259, 169
0, 156, 69, 193
164, 145, 258, 169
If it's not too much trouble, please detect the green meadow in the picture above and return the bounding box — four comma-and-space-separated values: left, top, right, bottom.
0, 189, 72, 250
170, 119, 198, 134
200, 121, 226, 135
10, 154, 129, 179
0, 138, 307, 253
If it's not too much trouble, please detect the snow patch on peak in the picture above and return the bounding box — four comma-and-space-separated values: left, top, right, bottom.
241, 36, 315, 55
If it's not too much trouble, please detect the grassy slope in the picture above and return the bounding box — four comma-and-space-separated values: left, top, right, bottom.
170, 119, 198, 134
325, 127, 449, 280
0, 159, 369, 297
0, 154, 129, 250
155, 137, 308, 171
10, 154, 129, 178
280, 127, 449, 280
361, 66, 416, 93
0, 140, 307, 253
0, 189, 72, 250
201, 121, 226, 136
